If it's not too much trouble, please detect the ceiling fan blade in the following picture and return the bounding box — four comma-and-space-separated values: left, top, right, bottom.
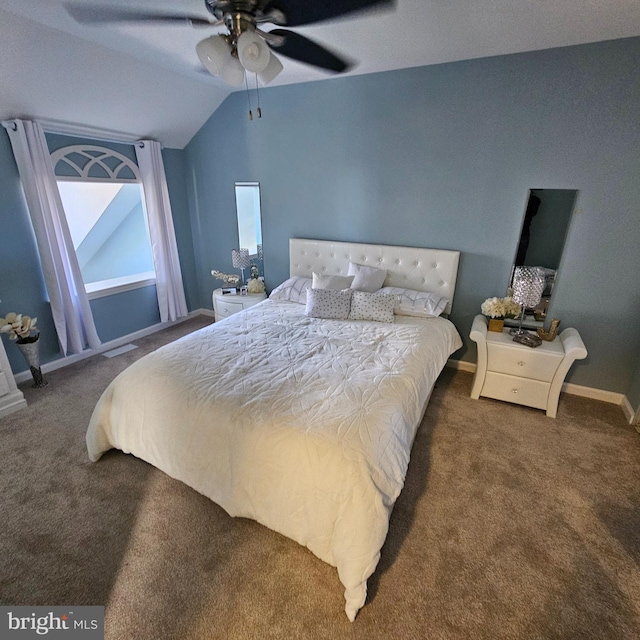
267, 29, 352, 73
64, 3, 214, 27
260, 0, 394, 27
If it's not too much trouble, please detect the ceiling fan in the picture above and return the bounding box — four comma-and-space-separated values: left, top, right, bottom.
64, 0, 396, 87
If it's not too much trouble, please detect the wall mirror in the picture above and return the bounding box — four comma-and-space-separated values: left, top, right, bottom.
234, 181, 263, 276
506, 188, 577, 329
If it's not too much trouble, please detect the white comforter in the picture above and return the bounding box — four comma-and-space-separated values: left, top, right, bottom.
87, 299, 462, 620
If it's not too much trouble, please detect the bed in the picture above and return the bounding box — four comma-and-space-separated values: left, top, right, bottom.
86, 238, 462, 620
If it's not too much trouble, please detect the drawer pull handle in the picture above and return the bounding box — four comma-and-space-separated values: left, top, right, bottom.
517, 361, 525, 366
511, 388, 518, 394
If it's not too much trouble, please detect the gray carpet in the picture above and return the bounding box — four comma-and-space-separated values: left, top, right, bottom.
1, 316, 639, 639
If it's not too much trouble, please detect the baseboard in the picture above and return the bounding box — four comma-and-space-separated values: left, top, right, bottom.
446, 359, 475, 373
13, 309, 213, 385
560, 381, 623, 406
446, 358, 633, 420
620, 396, 636, 424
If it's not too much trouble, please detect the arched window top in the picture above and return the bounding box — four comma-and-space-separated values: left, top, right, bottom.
50, 144, 139, 182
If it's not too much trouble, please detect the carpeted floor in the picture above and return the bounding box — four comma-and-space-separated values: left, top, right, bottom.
1, 315, 639, 639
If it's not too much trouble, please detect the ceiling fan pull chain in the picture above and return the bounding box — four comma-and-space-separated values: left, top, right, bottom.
255, 73, 262, 118
245, 73, 254, 120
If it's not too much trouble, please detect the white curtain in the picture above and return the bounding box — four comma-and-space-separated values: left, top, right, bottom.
135, 140, 188, 323
3, 119, 101, 355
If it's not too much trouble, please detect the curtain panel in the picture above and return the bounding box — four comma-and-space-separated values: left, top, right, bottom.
135, 140, 188, 323
2, 119, 101, 355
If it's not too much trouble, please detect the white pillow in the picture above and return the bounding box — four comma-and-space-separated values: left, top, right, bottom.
305, 288, 352, 319
348, 291, 396, 323
379, 286, 449, 318
348, 262, 387, 292
312, 272, 355, 290
269, 277, 311, 304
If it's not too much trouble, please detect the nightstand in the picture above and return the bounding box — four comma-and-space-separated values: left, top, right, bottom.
212, 288, 267, 321
469, 314, 587, 418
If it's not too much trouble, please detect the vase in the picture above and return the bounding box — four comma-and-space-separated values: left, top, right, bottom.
488, 318, 505, 333
16, 335, 48, 388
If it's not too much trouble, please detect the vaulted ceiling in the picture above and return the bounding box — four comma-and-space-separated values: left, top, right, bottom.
2, 0, 639, 148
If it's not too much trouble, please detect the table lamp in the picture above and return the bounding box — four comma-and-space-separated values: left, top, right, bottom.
231, 248, 251, 285
509, 266, 546, 337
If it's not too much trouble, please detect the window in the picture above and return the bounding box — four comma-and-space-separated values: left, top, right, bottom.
50, 145, 155, 298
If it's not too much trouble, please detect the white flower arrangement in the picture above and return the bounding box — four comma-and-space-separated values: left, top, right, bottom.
211, 270, 241, 287
246, 278, 265, 294
480, 296, 521, 319
0, 312, 38, 343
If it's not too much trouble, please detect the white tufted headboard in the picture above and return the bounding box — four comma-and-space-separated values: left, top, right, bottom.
289, 238, 460, 315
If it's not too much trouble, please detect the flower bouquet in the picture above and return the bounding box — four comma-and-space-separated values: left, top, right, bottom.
480, 297, 521, 332
0, 312, 38, 343
211, 270, 241, 289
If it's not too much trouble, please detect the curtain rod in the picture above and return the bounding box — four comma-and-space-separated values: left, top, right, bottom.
40, 118, 143, 144
2, 118, 159, 148
5, 117, 146, 143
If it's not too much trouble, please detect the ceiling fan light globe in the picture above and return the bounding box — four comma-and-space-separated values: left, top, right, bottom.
196, 35, 231, 76
237, 31, 271, 73
257, 52, 283, 85
220, 55, 246, 86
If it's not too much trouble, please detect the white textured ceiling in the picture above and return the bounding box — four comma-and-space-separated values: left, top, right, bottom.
2, 0, 640, 148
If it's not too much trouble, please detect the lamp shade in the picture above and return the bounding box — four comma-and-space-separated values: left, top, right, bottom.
512, 266, 545, 308
196, 35, 245, 86
232, 248, 251, 270
237, 31, 271, 73
258, 51, 283, 85
219, 55, 245, 86
196, 35, 231, 76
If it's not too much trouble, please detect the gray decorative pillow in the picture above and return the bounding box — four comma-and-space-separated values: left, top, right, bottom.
269, 277, 312, 304
312, 272, 355, 290
305, 288, 353, 319
378, 286, 448, 317
348, 262, 387, 292
348, 291, 396, 323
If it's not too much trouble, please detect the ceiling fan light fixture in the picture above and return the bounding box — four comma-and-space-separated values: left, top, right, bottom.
219, 55, 246, 86
196, 35, 232, 76
237, 31, 271, 73
257, 51, 283, 85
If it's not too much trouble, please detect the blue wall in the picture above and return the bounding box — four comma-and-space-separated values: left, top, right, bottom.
0, 132, 195, 373
2, 37, 640, 404
162, 147, 199, 311
184, 37, 640, 396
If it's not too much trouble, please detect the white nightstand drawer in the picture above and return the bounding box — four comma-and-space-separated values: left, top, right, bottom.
213, 288, 267, 321
482, 372, 550, 411
216, 299, 245, 318
487, 343, 563, 382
